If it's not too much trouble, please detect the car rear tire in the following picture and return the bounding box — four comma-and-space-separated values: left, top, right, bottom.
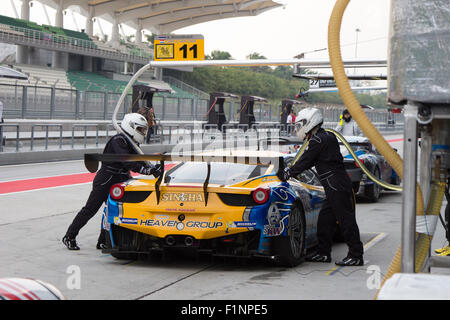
105, 228, 138, 260
365, 167, 381, 202
272, 204, 306, 267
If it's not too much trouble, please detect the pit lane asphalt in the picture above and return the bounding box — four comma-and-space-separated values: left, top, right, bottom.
0, 135, 448, 300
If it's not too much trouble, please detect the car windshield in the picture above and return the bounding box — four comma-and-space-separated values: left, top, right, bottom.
165, 162, 269, 185
339, 142, 371, 152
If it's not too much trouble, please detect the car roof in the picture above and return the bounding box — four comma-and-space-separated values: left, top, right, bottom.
342, 136, 370, 144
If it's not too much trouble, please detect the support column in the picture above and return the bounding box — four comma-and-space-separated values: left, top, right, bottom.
16, 0, 30, 64
401, 102, 419, 273
152, 31, 162, 79
53, 0, 65, 69
55, 0, 64, 28
419, 128, 432, 205
135, 21, 142, 44
52, 52, 68, 69
110, 15, 120, 48
130, 22, 143, 75
85, 6, 94, 37
83, 55, 93, 72
21, 0, 30, 22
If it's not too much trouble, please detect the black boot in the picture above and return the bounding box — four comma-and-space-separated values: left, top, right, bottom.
306, 253, 331, 263
335, 256, 364, 266
96, 242, 108, 250
62, 235, 80, 250
96, 229, 107, 250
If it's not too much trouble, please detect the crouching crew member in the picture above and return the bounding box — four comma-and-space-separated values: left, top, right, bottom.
278, 107, 364, 266
62, 113, 161, 250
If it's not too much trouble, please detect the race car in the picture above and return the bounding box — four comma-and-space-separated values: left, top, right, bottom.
85, 151, 326, 267
0, 278, 65, 300
339, 136, 401, 202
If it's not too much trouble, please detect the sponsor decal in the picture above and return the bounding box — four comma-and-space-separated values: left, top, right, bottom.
121, 218, 138, 225
263, 225, 283, 237
186, 221, 223, 229
113, 217, 138, 225
165, 208, 196, 212
263, 215, 288, 237
140, 219, 178, 227
267, 204, 281, 226
227, 221, 257, 228
139, 219, 223, 229
177, 222, 185, 231
161, 192, 204, 202
261, 177, 278, 182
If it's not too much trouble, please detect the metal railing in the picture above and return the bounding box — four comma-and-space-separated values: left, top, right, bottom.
0, 120, 404, 153
162, 76, 210, 100
0, 81, 405, 125
0, 24, 150, 64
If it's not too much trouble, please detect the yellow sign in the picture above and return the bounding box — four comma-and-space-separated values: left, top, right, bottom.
154, 34, 204, 61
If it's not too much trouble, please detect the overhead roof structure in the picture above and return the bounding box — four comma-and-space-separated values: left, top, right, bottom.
34, 0, 283, 34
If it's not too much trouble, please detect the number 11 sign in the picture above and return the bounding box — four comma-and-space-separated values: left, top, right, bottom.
154, 34, 205, 61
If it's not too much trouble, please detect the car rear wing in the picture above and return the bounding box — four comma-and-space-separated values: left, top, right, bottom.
84, 153, 285, 206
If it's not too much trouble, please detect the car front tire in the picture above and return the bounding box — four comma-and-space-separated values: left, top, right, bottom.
105, 228, 138, 260
365, 167, 381, 202
272, 204, 306, 267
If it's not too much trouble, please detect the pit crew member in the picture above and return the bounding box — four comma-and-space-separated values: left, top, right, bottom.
278, 107, 364, 266
62, 113, 161, 250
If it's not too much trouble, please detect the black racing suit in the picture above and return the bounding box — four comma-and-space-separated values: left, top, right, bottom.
65, 133, 149, 241
289, 128, 364, 258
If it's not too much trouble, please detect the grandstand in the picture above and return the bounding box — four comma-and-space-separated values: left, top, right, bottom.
0, 14, 153, 61
0, 0, 282, 120
67, 70, 185, 97
15, 64, 73, 89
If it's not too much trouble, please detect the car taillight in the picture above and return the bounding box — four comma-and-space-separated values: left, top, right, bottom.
252, 188, 270, 204
354, 159, 364, 168
110, 183, 125, 200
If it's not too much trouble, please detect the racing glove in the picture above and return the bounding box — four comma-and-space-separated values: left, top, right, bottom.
277, 167, 291, 182
139, 164, 162, 177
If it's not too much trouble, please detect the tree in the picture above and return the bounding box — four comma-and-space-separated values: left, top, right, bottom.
206, 50, 233, 60
144, 33, 155, 44
273, 66, 294, 80
246, 52, 270, 73
246, 52, 267, 60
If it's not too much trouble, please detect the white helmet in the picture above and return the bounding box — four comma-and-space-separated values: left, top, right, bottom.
295, 107, 323, 141
121, 113, 148, 144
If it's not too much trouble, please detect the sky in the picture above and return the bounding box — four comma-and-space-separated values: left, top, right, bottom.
1, 0, 391, 65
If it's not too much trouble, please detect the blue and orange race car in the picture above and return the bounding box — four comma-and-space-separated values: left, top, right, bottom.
340, 136, 401, 202
85, 151, 328, 267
